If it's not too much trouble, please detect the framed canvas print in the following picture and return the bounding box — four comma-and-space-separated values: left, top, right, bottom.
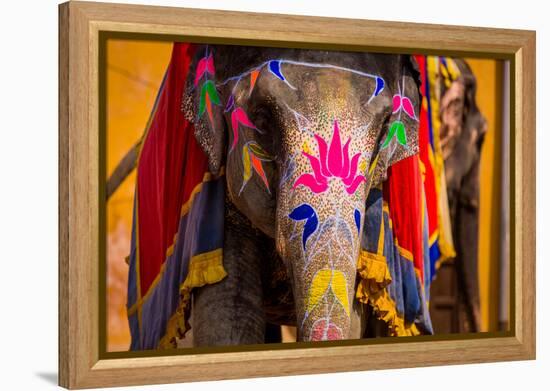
58, 1, 536, 389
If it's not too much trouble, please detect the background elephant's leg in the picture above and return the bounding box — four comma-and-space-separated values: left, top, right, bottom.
192, 200, 266, 347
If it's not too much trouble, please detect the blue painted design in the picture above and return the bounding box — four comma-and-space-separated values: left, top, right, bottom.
289, 203, 318, 250
354, 209, 361, 234
302, 215, 319, 250
224, 94, 235, 112
374, 77, 385, 96
289, 203, 315, 220
269, 60, 285, 81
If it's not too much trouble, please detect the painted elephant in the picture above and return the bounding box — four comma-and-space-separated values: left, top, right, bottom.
180, 44, 422, 345
438, 59, 487, 332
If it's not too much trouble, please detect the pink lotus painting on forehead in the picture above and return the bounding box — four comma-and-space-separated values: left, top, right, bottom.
293, 120, 366, 195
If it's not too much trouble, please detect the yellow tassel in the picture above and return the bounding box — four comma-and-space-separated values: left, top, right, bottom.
356, 250, 421, 337
356, 251, 392, 289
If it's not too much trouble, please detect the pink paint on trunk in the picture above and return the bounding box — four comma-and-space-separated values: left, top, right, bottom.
310, 319, 343, 341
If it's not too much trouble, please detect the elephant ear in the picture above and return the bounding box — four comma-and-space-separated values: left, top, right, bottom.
371, 55, 421, 186
181, 46, 226, 175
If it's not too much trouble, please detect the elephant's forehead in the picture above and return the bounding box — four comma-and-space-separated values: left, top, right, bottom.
277, 106, 382, 196
262, 65, 392, 118
268, 76, 390, 153
280, 105, 380, 150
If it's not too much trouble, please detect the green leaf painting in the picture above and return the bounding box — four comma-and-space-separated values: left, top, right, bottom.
198, 80, 221, 118
381, 120, 407, 148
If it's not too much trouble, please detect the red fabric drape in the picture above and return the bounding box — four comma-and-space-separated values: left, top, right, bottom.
136, 43, 208, 294
414, 54, 439, 238
384, 155, 425, 282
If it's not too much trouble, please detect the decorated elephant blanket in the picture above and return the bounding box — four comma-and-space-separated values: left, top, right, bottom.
415, 54, 457, 279
126, 43, 227, 350
357, 158, 433, 336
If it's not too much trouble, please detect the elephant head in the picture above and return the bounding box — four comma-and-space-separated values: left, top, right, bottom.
439, 59, 487, 212
183, 45, 421, 341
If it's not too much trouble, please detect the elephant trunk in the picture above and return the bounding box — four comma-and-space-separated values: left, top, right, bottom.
276, 120, 369, 341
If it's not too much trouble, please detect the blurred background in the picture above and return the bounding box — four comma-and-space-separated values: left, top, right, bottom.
106, 39, 509, 352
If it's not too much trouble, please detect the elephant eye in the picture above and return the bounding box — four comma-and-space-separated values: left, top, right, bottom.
249, 102, 279, 135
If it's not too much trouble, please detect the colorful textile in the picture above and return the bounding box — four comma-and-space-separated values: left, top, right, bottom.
384, 156, 425, 282
356, 55, 462, 334
385, 155, 433, 333
414, 55, 456, 280
356, 185, 433, 335
126, 43, 227, 350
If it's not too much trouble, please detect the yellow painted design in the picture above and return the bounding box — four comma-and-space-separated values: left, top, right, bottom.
242, 145, 252, 183
331, 270, 350, 316
358, 159, 367, 173
306, 270, 331, 313
306, 269, 350, 316
302, 140, 312, 155
368, 154, 379, 177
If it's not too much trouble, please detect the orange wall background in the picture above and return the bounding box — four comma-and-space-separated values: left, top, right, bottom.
105, 40, 505, 351
106, 40, 172, 351
466, 58, 504, 332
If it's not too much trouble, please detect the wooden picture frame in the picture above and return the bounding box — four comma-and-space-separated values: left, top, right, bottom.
58, 1, 536, 388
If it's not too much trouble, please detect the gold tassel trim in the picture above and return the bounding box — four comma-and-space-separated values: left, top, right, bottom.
356, 250, 392, 293
356, 249, 421, 337
158, 249, 227, 349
